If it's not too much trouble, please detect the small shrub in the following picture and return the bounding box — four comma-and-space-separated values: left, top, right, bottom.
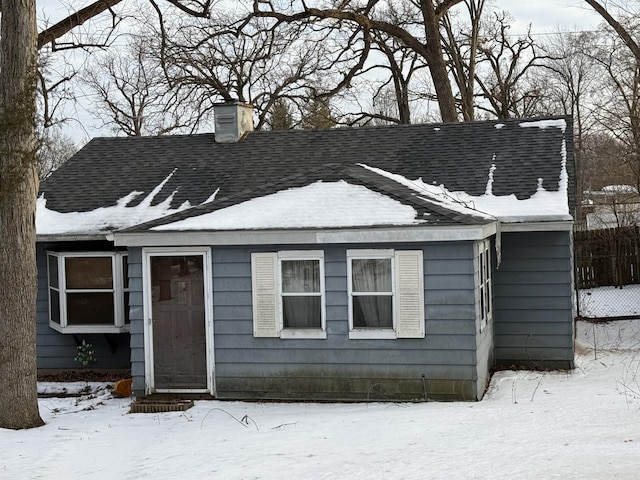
74, 340, 97, 367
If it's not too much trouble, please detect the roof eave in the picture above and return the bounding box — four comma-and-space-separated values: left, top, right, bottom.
499, 219, 574, 232
114, 223, 499, 247
36, 233, 112, 242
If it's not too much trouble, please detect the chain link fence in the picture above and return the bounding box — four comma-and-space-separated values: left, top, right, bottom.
574, 225, 640, 319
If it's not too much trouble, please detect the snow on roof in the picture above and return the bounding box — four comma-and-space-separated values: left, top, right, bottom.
152, 180, 422, 231
37, 156, 570, 236
519, 118, 567, 132
363, 161, 571, 223
601, 185, 638, 194
358, 165, 495, 221
151, 145, 571, 233
36, 170, 195, 235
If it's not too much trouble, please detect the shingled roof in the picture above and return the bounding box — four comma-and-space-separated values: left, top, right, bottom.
119, 163, 494, 233
37, 116, 574, 236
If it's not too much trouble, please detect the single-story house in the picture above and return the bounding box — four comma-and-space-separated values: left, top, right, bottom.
36, 103, 576, 401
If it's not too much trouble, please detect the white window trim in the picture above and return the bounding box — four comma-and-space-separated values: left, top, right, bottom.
347, 249, 397, 339
252, 250, 327, 339
47, 251, 130, 334
477, 239, 493, 333
347, 249, 425, 340
279, 250, 326, 339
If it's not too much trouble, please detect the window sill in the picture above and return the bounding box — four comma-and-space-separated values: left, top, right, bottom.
479, 315, 492, 334
280, 329, 327, 340
349, 329, 396, 340
49, 323, 130, 334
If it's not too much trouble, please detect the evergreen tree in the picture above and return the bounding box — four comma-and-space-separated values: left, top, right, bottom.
268, 99, 294, 130
302, 99, 336, 130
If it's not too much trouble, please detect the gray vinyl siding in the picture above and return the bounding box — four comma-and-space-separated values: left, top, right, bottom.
209, 242, 479, 401
127, 248, 145, 393
35, 243, 130, 371
493, 231, 575, 368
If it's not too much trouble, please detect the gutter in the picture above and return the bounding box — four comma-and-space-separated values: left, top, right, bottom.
36, 233, 111, 242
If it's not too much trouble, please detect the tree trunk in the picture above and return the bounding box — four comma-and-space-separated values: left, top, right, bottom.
0, 0, 45, 429
421, 0, 459, 122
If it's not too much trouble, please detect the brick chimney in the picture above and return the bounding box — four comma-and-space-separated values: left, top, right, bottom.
213, 101, 254, 143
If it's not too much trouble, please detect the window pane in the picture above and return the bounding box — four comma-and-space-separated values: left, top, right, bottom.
67, 292, 115, 325
353, 296, 392, 328
50, 290, 60, 324
66, 257, 113, 289
48, 255, 59, 289
352, 259, 391, 292
151, 255, 204, 303
124, 292, 130, 324
283, 296, 321, 328
281, 260, 320, 293
122, 255, 129, 289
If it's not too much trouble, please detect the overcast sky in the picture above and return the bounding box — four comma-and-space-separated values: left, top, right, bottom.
495, 0, 603, 33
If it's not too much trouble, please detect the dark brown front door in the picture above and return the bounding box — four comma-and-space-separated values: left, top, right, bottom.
150, 254, 207, 390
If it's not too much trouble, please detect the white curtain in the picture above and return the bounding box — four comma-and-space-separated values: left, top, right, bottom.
352, 259, 392, 328
282, 260, 320, 328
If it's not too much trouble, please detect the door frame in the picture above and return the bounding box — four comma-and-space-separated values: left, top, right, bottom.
142, 247, 215, 395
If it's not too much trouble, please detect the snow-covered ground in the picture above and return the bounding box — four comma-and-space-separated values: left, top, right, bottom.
3, 291, 640, 479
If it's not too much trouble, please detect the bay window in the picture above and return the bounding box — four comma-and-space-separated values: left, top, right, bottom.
47, 252, 130, 333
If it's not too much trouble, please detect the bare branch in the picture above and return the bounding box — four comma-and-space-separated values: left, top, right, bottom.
164, 0, 211, 18
38, 0, 123, 49
585, 0, 640, 61
251, 0, 460, 122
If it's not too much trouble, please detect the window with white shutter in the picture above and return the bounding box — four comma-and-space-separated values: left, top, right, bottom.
347, 249, 424, 339
251, 251, 326, 339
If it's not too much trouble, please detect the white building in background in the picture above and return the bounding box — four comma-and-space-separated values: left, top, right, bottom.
584, 185, 640, 230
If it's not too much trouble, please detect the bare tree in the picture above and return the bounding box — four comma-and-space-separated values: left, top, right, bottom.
541, 31, 599, 218
37, 128, 77, 180
0, 0, 213, 430
441, 0, 485, 121
82, 36, 201, 136
589, 20, 640, 192
37, 52, 77, 129
327, 2, 431, 126
155, 11, 341, 130
581, 133, 629, 192
332, 28, 427, 127
357, 27, 427, 125
37, 0, 211, 51
585, 0, 640, 60
473, 13, 551, 119
250, 0, 466, 123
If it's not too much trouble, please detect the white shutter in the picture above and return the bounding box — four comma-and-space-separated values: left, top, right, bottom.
251, 252, 279, 337
395, 250, 425, 338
